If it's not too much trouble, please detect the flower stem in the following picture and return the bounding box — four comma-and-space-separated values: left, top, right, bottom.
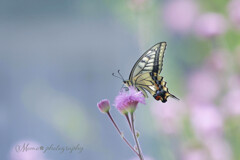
130, 113, 144, 160
106, 111, 139, 156
125, 113, 132, 131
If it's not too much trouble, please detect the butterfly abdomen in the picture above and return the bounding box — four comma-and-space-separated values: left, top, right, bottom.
150, 72, 171, 102
153, 88, 168, 102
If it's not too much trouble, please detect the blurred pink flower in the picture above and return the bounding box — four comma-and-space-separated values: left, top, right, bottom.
204, 137, 232, 160
222, 88, 240, 116
227, 75, 240, 90
10, 140, 46, 160
205, 49, 228, 72
190, 103, 223, 137
228, 0, 240, 28
188, 70, 220, 103
163, 0, 198, 34
194, 13, 227, 38
151, 99, 185, 134
182, 149, 209, 160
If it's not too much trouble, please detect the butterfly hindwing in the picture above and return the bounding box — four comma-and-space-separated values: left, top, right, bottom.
132, 72, 170, 102
133, 72, 157, 97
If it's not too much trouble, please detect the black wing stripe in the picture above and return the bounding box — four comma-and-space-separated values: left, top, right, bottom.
152, 45, 160, 73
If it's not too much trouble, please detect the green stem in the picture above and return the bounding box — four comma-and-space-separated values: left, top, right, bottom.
125, 113, 132, 131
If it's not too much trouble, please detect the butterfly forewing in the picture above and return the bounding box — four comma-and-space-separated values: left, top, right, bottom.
129, 42, 166, 81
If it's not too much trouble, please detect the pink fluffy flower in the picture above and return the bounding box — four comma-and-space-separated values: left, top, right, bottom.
190, 103, 223, 138
228, 0, 240, 28
194, 13, 227, 38
114, 86, 145, 114
163, 0, 198, 34
97, 99, 111, 113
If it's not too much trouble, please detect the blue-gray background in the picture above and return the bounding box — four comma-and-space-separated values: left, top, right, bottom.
0, 1, 173, 160
1, 0, 240, 160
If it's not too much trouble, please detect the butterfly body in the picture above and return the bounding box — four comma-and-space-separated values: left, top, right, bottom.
123, 42, 179, 103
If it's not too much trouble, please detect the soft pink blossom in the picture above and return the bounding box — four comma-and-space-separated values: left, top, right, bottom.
10, 140, 46, 160
188, 70, 220, 103
190, 103, 223, 138
114, 86, 145, 114
228, 0, 240, 28
97, 99, 110, 113
163, 0, 198, 34
151, 99, 185, 134
194, 13, 227, 38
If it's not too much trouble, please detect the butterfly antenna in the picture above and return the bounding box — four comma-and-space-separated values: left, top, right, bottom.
117, 70, 125, 81
112, 73, 122, 80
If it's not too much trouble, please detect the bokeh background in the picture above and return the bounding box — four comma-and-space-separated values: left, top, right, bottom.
1, 0, 240, 160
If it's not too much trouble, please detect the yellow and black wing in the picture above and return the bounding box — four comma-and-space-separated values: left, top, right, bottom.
127, 42, 179, 102
129, 42, 167, 81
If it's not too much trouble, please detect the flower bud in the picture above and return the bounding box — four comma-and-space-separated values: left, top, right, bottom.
97, 99, 110, 113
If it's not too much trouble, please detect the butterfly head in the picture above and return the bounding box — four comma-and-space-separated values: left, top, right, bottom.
123, 80, 131, 87
112, 70, 131, 89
